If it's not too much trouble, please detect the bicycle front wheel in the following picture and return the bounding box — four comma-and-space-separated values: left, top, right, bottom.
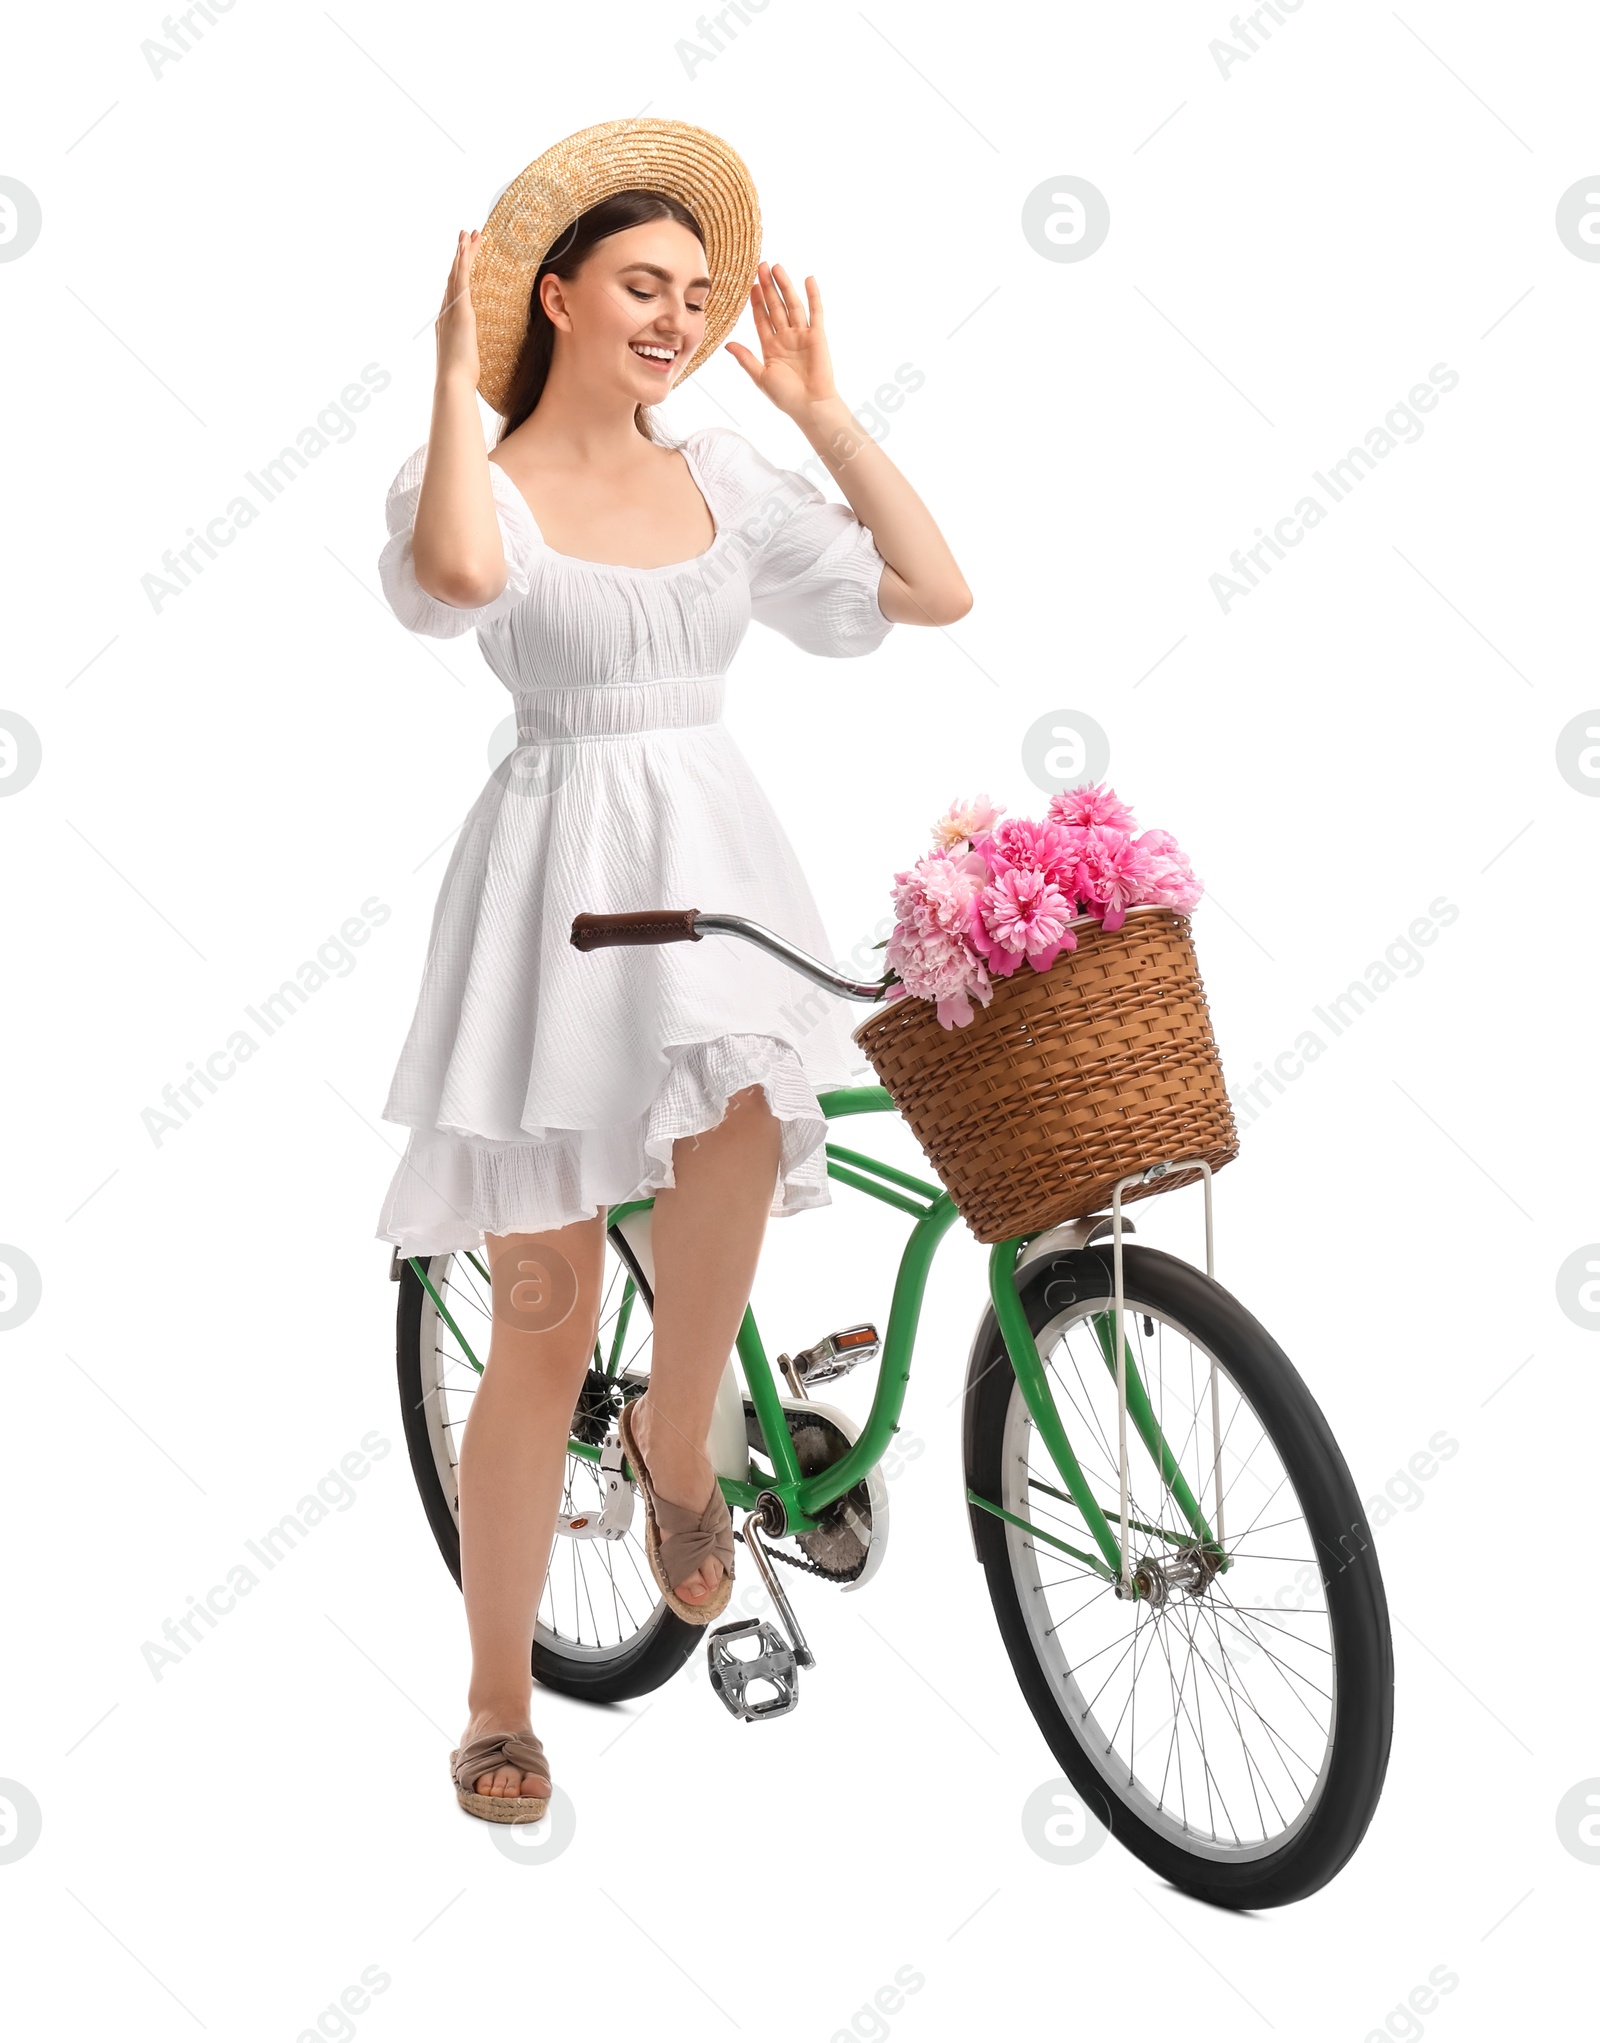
965, 1242, 1392, 1909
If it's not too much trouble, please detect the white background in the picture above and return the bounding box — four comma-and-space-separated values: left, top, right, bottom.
2, 1, 1596, 2037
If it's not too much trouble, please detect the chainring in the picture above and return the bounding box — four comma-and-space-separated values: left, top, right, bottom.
746, 1404, 875, 1583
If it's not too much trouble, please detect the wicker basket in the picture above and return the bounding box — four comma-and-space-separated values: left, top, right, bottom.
850, 905, 1238, 1244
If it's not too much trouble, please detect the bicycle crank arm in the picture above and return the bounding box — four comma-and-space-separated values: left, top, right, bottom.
739, 1510, 815, 1669
705, 1506, 816, 1723
557, 1429, 634, 1541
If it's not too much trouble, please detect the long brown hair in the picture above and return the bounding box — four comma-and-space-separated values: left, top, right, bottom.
494, 189, 707, 445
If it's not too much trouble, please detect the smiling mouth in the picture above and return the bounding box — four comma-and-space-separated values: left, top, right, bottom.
630, 342, 679, 373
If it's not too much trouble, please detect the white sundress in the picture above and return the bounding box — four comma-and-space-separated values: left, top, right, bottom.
373, 423, 894, 1256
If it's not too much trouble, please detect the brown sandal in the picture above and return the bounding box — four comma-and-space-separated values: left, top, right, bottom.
450, 1731, 551, 1824
618, 1398, 735, 1625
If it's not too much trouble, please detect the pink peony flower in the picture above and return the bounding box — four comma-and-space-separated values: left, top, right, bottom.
1136, 829, 1204, 911
1048, 782, 1139, 834
879, 786, 1200, 1025
931, 792, 1005, 850
934, 982, 991, 1029
1074, 825, 1156, 932
971, 815, 1079, 894
884, 918, 993, 1028
971, 866, 1078, 977
891, 846, 990, 938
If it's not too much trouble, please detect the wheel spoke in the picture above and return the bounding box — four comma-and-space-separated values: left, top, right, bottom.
1206, 1600, 1335, 1713
1190, 1599, 1283, 1838
997, 1287, 1340, 1861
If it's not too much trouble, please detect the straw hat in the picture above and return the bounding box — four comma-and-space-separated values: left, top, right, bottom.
470, 117, 762, 415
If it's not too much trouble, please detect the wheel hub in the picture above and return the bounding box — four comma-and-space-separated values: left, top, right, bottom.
1131, 1542, 1226, 1605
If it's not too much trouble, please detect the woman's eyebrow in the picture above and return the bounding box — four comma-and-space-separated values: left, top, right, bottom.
620, 260, 713, 290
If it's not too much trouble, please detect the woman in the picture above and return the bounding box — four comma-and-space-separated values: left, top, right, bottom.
374, 119, 970, 1821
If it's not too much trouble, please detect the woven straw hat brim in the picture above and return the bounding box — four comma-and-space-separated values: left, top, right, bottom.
470, 118, 761, 416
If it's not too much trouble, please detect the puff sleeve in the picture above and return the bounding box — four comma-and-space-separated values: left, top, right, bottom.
377, 445, 541, 638
688, 428, 893, 658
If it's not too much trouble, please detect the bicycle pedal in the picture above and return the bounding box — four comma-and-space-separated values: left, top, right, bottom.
777, 1322, 880, 1397
705, 1618, 800, 1722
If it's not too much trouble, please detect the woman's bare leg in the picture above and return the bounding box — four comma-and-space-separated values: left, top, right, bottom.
630, 1082, 783, 1605
457, 1212, 606, 1799
454, 1084, 779, 1797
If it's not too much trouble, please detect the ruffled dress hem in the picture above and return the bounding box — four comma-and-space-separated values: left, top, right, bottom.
375, 1032, 837, 1256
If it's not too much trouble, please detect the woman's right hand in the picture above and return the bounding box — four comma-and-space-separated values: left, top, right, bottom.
414, 227, 509, 609
435, 229, 482, 389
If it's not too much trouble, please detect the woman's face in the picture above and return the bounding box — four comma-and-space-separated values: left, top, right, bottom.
541, 219, 710, 407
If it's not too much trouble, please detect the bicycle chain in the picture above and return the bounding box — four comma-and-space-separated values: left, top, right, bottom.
734, 1527, 837, 1581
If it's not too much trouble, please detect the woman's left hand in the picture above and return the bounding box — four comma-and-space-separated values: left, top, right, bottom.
727, 260, 973, 629
725, 262, 839, 415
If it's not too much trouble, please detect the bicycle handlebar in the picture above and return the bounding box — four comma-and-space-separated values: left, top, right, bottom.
569, 908, 893, 1005
569, 908, 702, 950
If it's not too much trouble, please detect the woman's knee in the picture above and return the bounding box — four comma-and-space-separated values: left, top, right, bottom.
688, 1084, 778, 1160
485, 1218, 604, 1343
675, 1084, 774, 1160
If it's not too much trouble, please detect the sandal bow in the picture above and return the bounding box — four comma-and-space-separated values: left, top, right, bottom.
451, 1731, 551, 1797
652, 1494, 737, 1589
618, 1399, 736, 1625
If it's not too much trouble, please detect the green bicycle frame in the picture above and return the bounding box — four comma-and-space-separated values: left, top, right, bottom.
407, 1084, 1219, 1587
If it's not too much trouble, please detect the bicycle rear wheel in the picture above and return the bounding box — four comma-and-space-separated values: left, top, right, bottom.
394, 1226, 699, 1702
965, 1242, 1392, 1908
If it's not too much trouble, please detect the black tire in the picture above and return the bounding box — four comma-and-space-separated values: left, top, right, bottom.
964, 1243, 1393, 1909
395, 1232, 700, 1703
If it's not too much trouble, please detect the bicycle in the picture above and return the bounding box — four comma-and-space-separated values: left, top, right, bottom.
393, 903, 1394, 1909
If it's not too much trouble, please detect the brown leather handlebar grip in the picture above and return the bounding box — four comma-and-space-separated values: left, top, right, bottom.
569, 908, 702, 951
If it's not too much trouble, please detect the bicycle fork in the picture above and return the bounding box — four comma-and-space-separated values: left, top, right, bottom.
982, 1158, 1228, 1601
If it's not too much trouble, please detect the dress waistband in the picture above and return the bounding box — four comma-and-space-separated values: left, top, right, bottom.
511, 676, 725, 744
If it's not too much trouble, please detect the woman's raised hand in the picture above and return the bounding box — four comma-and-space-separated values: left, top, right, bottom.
729, 263, 973, 628
435, 229, 482, 389
725, 261, 839, 415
